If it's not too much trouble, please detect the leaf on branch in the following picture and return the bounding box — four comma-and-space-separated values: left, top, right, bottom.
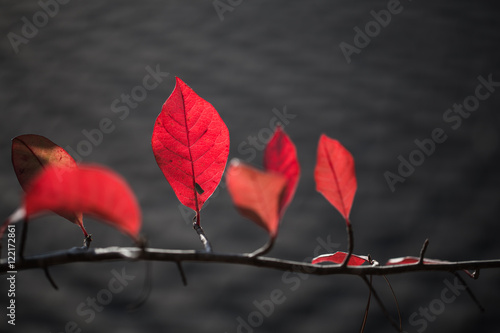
11, 134, 85, 233
263, 126, 300, 218
312, 251, 369, 266
314, 134, 357, 222
386, 256, 448, 266
386, 256, 474, 278
152, 77, 230, 225
226, 159, 287, 238
12, 164, 141, 240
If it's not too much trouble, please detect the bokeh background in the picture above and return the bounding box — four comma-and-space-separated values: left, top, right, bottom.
1, 1, 500, 332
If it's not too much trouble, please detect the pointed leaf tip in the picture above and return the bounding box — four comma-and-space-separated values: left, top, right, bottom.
226, 161, 287, 237
314, 134, 357, 221
152, 78, 230, 221
23, 164, 141, 239
263, 126, 300, 218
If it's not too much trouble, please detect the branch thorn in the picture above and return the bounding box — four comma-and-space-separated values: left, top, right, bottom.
418, 239, 429, 265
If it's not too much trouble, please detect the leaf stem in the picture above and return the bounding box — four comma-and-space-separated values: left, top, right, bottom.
248, 237, 275, 257
195, 210, 200, 226
342, 220, 354, 267
193, 221, 212, 253
84, 234, 92, 249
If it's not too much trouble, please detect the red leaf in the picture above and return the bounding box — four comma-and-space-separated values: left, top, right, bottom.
226, 160, 287, 238
19, 165, 141, 239
11, 134, 85, 233
152, 77, 230, 224
312, 251, 369, 266
386, 256, 474, 278
263, 126, 300, 217
314, 134, 357, 221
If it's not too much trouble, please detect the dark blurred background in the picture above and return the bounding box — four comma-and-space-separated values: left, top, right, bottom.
1, 1, 500, 332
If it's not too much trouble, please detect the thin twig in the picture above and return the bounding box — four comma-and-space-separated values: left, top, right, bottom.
127, 236, 153, 310
454, 272, 485, 312
43, 266, 59, 290
359, 275, 372, 333
360, 275, 400, 332
382, 275, 402, 331
176, 261, 187, 286
128, 261, 152, 311
418, 239, 429, 264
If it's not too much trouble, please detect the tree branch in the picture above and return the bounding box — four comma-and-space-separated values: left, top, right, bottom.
2, 246, 500, 276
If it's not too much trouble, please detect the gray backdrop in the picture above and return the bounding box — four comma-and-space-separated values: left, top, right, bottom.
1, 1, 500, 332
